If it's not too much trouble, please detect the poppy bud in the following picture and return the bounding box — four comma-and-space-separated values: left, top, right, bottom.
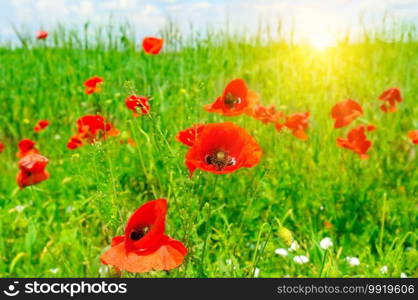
278, 226, 293, 247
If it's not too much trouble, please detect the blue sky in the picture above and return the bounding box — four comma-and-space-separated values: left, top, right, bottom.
1, 0, 418, 43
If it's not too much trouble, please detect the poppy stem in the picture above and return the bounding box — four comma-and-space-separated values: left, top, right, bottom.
198, 175, 219, 276
29, 185, 38, 204
199, 201, 212, 277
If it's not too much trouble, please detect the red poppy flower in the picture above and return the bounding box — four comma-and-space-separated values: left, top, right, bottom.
84, 77, 103, 95
337, 125, 376, 159
379, 87, 402, 113
0, 142, 4, 153
77, 115, 107, 135
17, 139, 39, 158
331, 99, 363, 128
408, 130, 418, 145
125, 95, 150, 117
323, 221, 333, 229
283, 112, 310, 140
119, 138, 137, 147
176, 124, 205, 147
142, 37, 164, 55
67, 115, 119, 150
36, 30, 48, 40
100, 199, 187, 273
127, 138, 136, 147
204, 79, 259, 117
179, 122, 262, 177
34, 120, 49, 133
66, 133, 85, 150
105, 123, 120, 138
250, 104, 283, 124
16, 154, 50, 188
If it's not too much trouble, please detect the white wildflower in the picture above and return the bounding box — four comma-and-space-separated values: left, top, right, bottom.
380, 265, 388, 274
15, 205, 25, 213
345, 256, 360, 266
293, 255, 309, 264
288, 241, 299, 252
319, 237, 333, 250
274, 248, 288, 257
49, 268, 60, 274
66, 206, 74, 213
400, 273, 407, 278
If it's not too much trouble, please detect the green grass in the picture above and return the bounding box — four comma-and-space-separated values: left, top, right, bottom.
0, 23, 417, 278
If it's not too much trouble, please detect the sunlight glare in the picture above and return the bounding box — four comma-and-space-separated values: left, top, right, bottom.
308, 33, 335, 50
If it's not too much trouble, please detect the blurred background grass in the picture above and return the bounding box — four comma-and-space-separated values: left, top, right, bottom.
0, 22, 416, 277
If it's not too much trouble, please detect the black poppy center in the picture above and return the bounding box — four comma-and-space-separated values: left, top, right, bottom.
205, 150, 236, 171
135, 101, 145, 108
130, 227, 149, 241
224, 93, 241, 109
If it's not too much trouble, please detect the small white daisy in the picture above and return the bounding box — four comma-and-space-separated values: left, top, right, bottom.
288, 241, 299, 252
380, 265, 388, 274
66, 206, 74, 213
345, 256, 360, 266
15, 205, 25, 213
319, 237, 333, 250
400, 273, 407, 278
226, 259, 232, 266
254, 268, 260, 278
49, 268, 60, 274
275, 248, 288, 257
293, 255, 309, 264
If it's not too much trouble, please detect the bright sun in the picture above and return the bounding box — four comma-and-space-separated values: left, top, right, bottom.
308, 33, 335, 50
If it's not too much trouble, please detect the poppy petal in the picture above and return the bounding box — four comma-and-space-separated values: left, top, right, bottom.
378, 88, 402, 113
176, 124, 205, 147
100, 236, 186, 273
124, 199, 168, 254
331, 99, 363, 128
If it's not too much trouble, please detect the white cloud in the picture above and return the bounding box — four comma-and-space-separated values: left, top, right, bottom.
36, 0, 69, 20
100, 0, 137, 10
77, 0, 94, 18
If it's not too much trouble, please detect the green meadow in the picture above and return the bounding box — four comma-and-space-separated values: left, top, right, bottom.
0, 24, 417, 278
